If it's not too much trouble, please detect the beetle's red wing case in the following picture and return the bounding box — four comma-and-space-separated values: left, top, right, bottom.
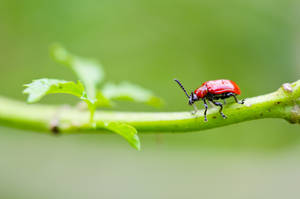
205, 80, 241, 95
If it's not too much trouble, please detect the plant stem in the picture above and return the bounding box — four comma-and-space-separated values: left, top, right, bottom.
0, 80, 299, 134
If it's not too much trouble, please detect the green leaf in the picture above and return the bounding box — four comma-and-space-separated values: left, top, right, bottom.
23, 78, 98, 124
50, 44, 105, 99
104, 122, 140, 151
101, 82, 163, 107
23, 79, 85, 103
95, 91, 112, 107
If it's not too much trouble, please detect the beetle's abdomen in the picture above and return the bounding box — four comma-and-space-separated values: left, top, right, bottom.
205, 80, 241, 95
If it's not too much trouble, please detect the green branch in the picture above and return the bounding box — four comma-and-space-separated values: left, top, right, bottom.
6, 45, 299, 150
0, 80, 299, 134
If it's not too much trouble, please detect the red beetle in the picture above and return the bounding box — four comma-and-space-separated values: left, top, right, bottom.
174, 79, 244, 121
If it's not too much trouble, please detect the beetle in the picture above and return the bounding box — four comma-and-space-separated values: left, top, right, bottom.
174, 79, 244, 121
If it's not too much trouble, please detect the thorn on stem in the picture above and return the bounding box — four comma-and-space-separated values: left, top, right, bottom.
245, 102, 252, 107
282, 83, 293, 93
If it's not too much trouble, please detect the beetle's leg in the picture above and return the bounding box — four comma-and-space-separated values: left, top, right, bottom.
228, 93, 244, 104
211, 100, 227, 119
221, 93, 226, 104
203, 98, 208, 121
191, 104, 198, 115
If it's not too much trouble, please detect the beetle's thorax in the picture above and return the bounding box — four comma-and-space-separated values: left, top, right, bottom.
194, 85, 208, 98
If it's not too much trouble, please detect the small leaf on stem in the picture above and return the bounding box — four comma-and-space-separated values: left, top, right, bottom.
23, 79, 85, 103
23, 78, 98, 124
104, 122, 141, 151
50, 44, 105, 99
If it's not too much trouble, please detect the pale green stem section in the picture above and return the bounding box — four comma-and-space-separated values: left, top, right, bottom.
0, 80, 299, 134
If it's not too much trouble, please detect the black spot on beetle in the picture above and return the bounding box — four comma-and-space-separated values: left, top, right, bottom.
276, 101, 281, 105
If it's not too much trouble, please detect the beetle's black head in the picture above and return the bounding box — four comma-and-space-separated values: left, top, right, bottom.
188, 92, 198, 105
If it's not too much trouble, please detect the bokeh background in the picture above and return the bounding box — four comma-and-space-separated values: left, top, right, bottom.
0, 0, 300, 198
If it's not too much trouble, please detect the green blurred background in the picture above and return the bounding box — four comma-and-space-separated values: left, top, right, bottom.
0, 0, 300, 198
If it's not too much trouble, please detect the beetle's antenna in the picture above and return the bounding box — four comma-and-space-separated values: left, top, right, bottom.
174, 79, 190, 98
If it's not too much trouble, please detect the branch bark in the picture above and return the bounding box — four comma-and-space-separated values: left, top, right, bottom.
0, 80, 299, 134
